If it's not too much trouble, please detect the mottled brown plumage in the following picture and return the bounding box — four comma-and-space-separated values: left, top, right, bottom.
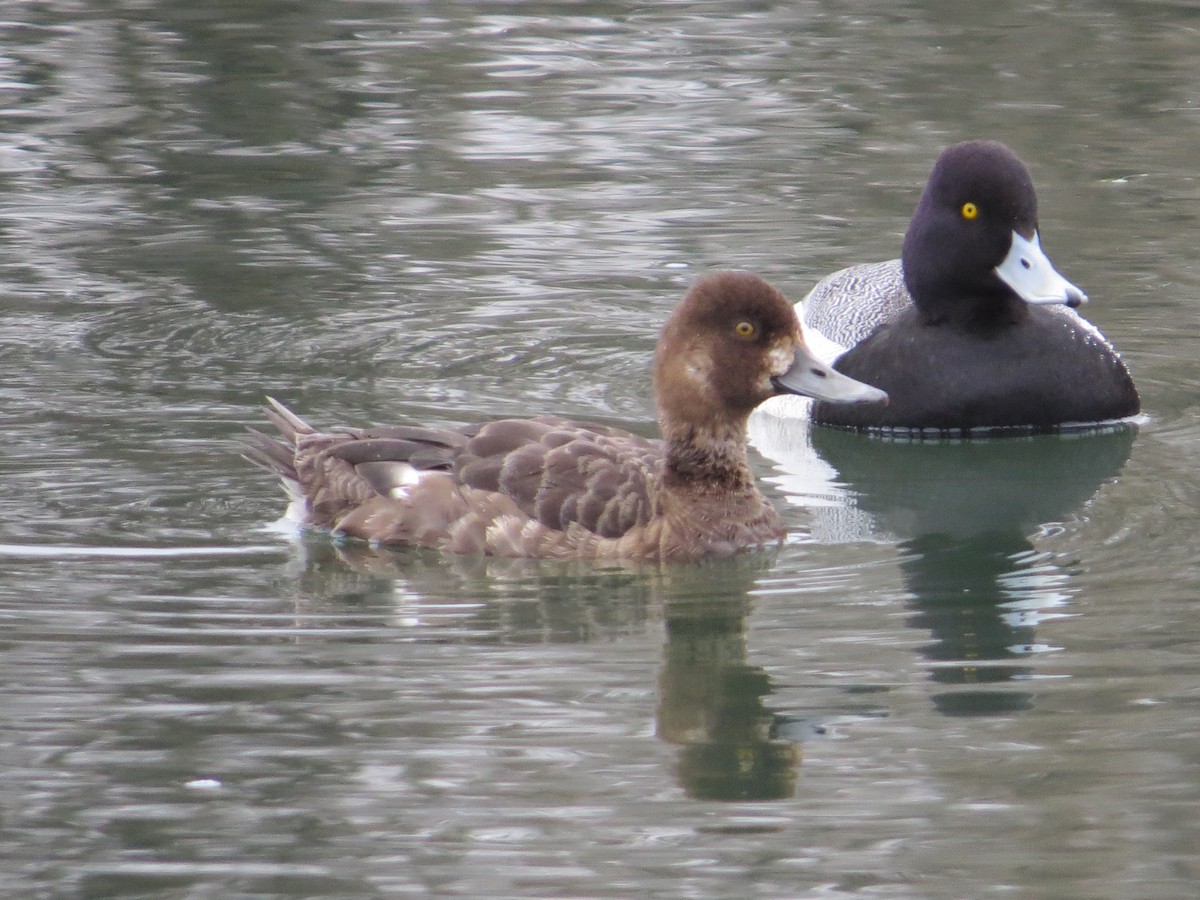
244, 272, 887, 560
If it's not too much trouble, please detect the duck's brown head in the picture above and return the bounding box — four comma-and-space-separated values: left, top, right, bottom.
653, 271, 887, 439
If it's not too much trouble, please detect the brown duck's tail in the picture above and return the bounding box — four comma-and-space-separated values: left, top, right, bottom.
241, 397, 315, 483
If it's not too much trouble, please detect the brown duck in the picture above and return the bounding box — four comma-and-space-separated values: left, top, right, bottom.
245, 272, 887, 560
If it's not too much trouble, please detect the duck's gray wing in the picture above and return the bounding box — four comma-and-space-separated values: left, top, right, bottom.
800, 259, 910, 354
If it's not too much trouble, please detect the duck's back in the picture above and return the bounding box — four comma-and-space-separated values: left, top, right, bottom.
250, 406, 667, 555
448, 417, 662, 538
801, 259, 910, 354
812, 305, 1140, 433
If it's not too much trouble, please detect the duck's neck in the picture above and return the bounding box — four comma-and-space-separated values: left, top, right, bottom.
945, 294, 1029, 333
661, 418, 757, 495
913, 281, 1030, 332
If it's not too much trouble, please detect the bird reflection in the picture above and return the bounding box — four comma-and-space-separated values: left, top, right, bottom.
654, 563, 800, 801
755, 418, 1135, 716
897, 532, 1063, 715
652, 561, 888, 801
280, 538, 662, 643
277, 539, 887, 800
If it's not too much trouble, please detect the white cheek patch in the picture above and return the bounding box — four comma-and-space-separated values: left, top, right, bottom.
767, 342, 794, 377
684, 348, 713, 387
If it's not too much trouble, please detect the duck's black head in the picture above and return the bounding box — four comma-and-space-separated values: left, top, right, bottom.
901, 140, 1086, 326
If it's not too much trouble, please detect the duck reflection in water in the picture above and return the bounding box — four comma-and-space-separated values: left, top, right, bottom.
657, 562, 887, 801
654, 560, 798, 801
897, 531, 1073, 716
752, 420, 1135, 716
277, 542, 885, 801
278, 539, 661, 642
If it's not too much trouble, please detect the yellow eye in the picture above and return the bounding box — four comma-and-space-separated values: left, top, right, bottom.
961, 201, 978, 220
735, 321, 755, 337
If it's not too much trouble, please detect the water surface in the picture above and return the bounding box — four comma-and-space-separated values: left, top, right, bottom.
3, 2, 1199, 897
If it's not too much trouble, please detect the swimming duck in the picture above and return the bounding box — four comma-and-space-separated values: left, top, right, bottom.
245, 272, 888, 560
802, 140, 1139, 434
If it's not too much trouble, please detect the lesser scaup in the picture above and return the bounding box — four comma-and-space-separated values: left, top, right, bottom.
245, 272, 887, 560
802, 140, 1139, 435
